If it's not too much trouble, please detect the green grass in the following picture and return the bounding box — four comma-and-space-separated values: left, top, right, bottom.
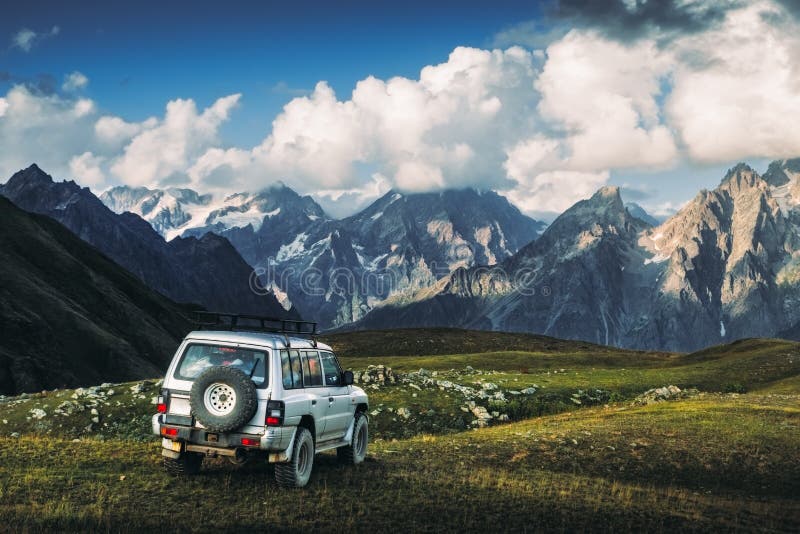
1, 333, 799, 531
0, 395, 797, 532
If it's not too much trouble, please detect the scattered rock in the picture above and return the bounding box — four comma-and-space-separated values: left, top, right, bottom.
633, 385, 697, 405
29, 408, 47, 420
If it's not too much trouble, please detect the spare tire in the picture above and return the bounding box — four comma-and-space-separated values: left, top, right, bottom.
190, 366, 258, 432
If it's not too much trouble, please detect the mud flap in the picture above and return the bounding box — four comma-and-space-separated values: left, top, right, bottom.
268, 427, 297, 463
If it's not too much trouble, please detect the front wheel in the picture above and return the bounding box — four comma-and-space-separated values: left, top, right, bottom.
338, 412, 368, 465
275, 427, 315, 488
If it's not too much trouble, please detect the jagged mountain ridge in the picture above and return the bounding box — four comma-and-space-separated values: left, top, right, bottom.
101, 184, 546, 329
0, 165, 293, 319
354, 159, 800, 351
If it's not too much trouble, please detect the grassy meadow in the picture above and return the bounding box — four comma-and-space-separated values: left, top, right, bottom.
0, 329, 798, 532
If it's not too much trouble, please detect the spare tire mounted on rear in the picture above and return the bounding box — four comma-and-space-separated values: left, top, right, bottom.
190, 366, 258, 432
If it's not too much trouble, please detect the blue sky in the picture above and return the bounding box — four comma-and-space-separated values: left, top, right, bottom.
2, 1, 798, 220
1, 0, 543, 146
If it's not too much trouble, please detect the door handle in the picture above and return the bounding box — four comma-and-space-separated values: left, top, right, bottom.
311, 400, 317, 405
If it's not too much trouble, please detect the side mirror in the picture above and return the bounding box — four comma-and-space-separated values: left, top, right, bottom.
343, 370, 354, 386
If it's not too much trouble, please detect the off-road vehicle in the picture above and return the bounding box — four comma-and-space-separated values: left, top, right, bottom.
153, 312, 369, 488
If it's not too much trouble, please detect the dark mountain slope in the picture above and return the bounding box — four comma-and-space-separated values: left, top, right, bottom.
0, 196, 193, 395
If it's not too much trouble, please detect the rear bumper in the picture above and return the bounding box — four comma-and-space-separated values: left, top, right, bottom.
154, 414, 296, 456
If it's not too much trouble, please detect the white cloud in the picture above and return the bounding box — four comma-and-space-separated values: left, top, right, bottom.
534, 31, 678, 171
0, 86, 98, 179
12, 29, 36, 51
62, 71, 89, 91
94, 115, 158, 149
109, 94, 241, 187
666, 1, 800, 162
3, 1, 800, 219
0, 86, 239, 193
11, 26, 59, 52
69, 152, 105, 187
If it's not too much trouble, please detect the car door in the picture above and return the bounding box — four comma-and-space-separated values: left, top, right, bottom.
319, 350, 352, 441
280, 349, 328, 441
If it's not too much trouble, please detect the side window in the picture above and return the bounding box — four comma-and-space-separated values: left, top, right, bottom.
302, 350, 323, 387
280, 350, 293, 389
320, 351, 342, 386
289, 349, 303, 389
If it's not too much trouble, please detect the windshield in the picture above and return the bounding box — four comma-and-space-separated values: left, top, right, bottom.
174, 344, 268, 386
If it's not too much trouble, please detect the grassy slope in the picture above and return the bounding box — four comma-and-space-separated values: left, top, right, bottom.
1, 332, 799, 531
0, 395, 797, 532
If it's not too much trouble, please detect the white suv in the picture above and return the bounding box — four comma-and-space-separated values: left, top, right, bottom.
152, 313, 369, 488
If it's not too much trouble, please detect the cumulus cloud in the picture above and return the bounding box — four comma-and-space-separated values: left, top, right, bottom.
69, 152, 105, 187
0, 86, 240, 191
11, 26, 60, 52
0, 85, 98, 178
3, 1, 800, 219
666, 1, 800, 162
62, 71, 88, 91
109, 94, 241, 187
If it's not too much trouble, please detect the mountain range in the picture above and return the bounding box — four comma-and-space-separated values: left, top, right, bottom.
101, 182, 546, 328
356, 159, 800, 351
5, 159, 800, 354
0, 165, 291, 319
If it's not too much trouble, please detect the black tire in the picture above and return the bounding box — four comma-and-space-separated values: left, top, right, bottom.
190, 366, 258, 432
337, 412, 368, 465
163, 452, 202, 476
275, 427, 314, 488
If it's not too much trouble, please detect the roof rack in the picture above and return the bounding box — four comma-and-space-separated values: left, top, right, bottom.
190, 311, 317, 340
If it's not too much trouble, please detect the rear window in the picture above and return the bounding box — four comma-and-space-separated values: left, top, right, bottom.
174, 344, 268, 386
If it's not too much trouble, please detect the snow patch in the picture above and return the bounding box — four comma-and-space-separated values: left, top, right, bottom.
644, 254, 669, 265
720, 321, 726, 338
275, 233, 309, 262
212, 205, 270, 232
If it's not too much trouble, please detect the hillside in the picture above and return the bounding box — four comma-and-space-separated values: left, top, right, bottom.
0, 196, 192, 395
321, 327, 670, 359
0, 334, 798, 531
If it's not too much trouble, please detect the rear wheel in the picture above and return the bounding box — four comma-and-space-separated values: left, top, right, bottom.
338, 412, 368, 465
163, 452, 203, 476
275, 427, 314, 488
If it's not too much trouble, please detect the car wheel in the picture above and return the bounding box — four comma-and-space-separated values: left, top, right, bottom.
337, 412, 368, 465
275, 427, 315, 488
163, 452, 203, 476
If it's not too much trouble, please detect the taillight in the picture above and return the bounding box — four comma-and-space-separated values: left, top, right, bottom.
157, 390, 170, 414
265, 400, 284, 426
241, 437, 260, 447
161, 427, 178, 437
